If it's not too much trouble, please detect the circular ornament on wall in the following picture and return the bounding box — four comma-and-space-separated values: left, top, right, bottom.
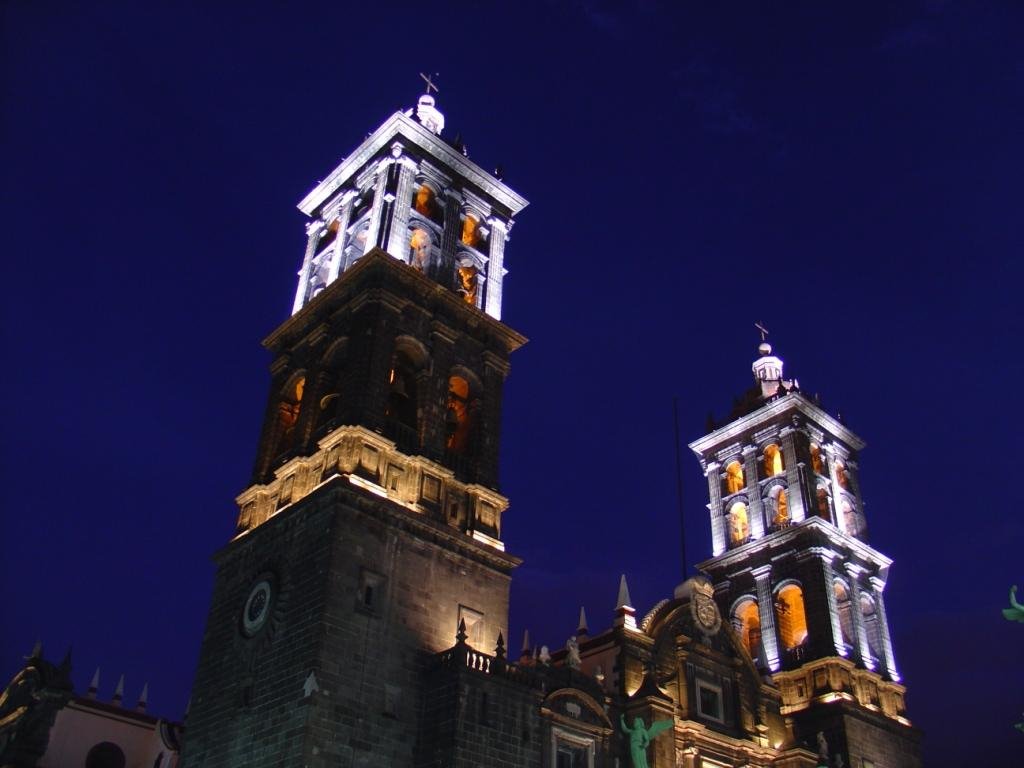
692, 592, 722, 635
241, 579, 273, 637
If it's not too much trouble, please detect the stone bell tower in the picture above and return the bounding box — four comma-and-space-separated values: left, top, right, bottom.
180, 87, 528, 768
689, 335, 921, 768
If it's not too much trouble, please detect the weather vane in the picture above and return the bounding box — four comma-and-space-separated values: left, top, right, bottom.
755, 321, 770, 342
420, 72, 440, 96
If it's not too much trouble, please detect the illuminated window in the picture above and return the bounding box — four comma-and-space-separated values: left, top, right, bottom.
810, 443, 825, 475
409, 227, 431, 271
834, 582, 855, 647
724, 461, 745, 494
274, 375, 305, 457
835, 461, 849, 489
775, 584, 808, 650
461, 214, 480, 248
771, 487, 789, 527
728, 502, 749, 545
764, 444, 784, 477
457, 259, 479, 306
816, 486, 831, 520
413, 183, 436, 217
458, 605, 484, 647
734, 598, 762, 661
445, 375, 473, 454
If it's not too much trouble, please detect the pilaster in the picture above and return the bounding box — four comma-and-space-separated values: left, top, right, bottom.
363, 161, 390, 255
706, 462, 725, 555
752, 565, 780, 671
328, 191, 356, 283
869, 576, 900, 681
484, 217, 508, 320
742, 445, 765, 539
779, 427, 806, 522
293, 220, 324, 314
385, 150, 419, 260
820, 553, 846, 657
844, 563, 875, 671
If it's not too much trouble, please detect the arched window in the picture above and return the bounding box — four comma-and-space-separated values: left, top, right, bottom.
733, 598, 762, 661
834, 582, 855, 648
839, 497, 857, 536
815, 486, 831, 520
461, 214, 480, 248
445, 375, 474, 454
728, 501, 749, 545
861, 594, 884, 661
413, 183, 435, 217
273, 375, 305, 458
775, 584, 808, 650
724, 460, 745, 494
384, 350, 419, 438
764, 444, 784, 477
409, 227, 431, 271
810, 443, 825, 475
771, 487, 789, 527
86, 742, 126, 768
456, 258, 479, 306
835, 461, 849, 489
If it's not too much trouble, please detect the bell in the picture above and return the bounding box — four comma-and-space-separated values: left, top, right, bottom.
390, 376, 408, 399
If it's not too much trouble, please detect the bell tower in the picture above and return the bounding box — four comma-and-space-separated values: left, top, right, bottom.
181, 88, 528, 768
689, 336, 921, 768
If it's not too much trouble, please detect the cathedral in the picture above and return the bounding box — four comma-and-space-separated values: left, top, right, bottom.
0, 89, 922, 768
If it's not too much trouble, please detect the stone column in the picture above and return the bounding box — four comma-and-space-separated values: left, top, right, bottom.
363, 160, 390, 255
869, 576, 900, 681
385, 151, 419, 260
438, 188, 463, 288
742, 445, 765, 540
820, 553, 846, 656
779, 427, 806, 522
752, 566, 780, 671
327, 191, 356, 284
292, 220, 324, 315
706, 461, 726, 555
844, 563, 874, 670
484, 217, 508, 319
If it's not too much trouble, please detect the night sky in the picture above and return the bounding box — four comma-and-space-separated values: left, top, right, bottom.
3, 2, 1023, 765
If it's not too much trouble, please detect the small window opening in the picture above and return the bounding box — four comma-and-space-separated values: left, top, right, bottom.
724, 460, 745, 494
764, 444, 784, 477
728, 501, 749, 545
776, 584, 808, 650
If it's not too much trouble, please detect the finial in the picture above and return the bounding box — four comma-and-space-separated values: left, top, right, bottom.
28, 639, 42, 660
577, 606, 589, 637
521, 628, 531, 656
614, 575, 638, 631
112, 674, 125, 705
413, 75, 445, 135
136, 682, 149, 713
456, 617, 468, 645
494, 632, 506, 661
88, 667, 100, 699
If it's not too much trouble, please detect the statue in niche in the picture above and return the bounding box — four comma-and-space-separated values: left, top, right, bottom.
565, 637, 581, 669
1003, 585, 1024, 623
457, 263, 478, 306
619, 715, 673, 768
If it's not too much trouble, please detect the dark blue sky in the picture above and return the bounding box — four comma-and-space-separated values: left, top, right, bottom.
3, 2, 1022, 764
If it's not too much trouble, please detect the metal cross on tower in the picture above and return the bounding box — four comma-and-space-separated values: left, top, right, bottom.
755, 321, 770, 342
419, 72, 440, 95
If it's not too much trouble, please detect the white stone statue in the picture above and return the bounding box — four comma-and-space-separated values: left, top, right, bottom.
566, 636, 581, 669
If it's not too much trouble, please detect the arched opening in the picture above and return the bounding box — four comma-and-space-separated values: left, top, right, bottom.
815, 486, 831, 521
810, 443, 825, 475
764, 444, 784, 477
834, 582, 855, 648
770, 486, 789, 528
839, 497, 857, 536
409, 227, 431, 271
86, 742, 126, 768
861, 594, 883, 661
413, 183, 435, 217
273, 374, 305, 458
724, 460, 745, 495
728, 501, 749, 545
456, 257, 479, 306
835, 461, 849, 489
461, 214, 480, 248
384, 348, 420, 445
775, 584, 808, 650
733, 598, 762, 662
445, 375, 474, 454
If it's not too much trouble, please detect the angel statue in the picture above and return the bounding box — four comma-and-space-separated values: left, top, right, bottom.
1002, 585, 1024, 623
620, 714, 673, 768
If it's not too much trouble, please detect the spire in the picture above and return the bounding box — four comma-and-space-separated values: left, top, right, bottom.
751, 323, 789, 398
28, 639, 42, 660
135, 682, 149, 713
614, 574, 638, 631
112, 674, 124, 706
577, 606, 589, 638
87, 668, 100, 699
520, 628, 531, 659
